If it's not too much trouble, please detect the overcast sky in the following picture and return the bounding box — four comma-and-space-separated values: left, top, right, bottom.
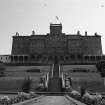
0, 0, 105, 54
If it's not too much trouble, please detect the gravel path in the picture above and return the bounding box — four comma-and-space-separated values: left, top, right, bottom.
26, 96, 77, 105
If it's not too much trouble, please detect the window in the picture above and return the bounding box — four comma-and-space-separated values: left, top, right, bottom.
70, 54, 75, 60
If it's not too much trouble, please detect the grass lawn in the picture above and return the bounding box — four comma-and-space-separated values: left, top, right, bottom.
65, 72, 105, 93
62, 65, 105, 93
0, 76, 42, 92
72, 79, 105, 92
0, 65, 50, 92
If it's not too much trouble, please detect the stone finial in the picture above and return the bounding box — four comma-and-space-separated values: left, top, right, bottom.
85, 31, 87, 36
16, 32, 19, 36
94, 32, 98, 36
77, 31, 80, 35
32, 30, 35, 35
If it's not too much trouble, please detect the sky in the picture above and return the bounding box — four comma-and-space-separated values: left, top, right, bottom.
0, 0, 105, 54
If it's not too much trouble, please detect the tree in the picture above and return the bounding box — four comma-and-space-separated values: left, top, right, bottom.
0, 62, 5, 77
80, 85, 86, 97
96, 60, 105, 85
96, 61, 105, 76
22, 77, 32, 93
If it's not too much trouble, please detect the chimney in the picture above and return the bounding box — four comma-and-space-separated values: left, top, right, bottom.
32, 30, 35, 35
77, 31, 80, 35
95, 32, 98, 36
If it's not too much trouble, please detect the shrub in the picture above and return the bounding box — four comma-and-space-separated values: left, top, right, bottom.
80, 86, 86, 97
21, 77, 32, 93
96, 61, 105, 77
0, 62, 5, 77
0, 92, 39, 105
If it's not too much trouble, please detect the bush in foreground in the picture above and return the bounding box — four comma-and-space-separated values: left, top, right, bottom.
0, 92, 39, 105
68, 89, 105, 105
21, 77, 32, 93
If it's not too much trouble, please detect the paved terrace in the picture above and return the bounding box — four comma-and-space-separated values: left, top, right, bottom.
13, 95, 86, 105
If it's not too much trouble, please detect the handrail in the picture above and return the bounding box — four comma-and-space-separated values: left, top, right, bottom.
52, 64, 54, 78
61, 72, 65, 88
59, 65, 63, 77
45, 72, 49, 88
59, 65, 60, 77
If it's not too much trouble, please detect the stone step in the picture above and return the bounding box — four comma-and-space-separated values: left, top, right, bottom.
48, 78, 62, 92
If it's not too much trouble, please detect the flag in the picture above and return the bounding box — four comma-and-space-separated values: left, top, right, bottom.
56, 16, 59, 20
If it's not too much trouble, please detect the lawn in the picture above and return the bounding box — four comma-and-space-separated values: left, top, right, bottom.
62, 65, 105, 92
64, 72, 105, 93
0, 65, 51, 92
0, 76, 42, 92
1, 64, 104, 93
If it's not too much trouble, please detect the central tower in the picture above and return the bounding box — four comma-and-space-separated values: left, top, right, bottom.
50, 24, 62, 35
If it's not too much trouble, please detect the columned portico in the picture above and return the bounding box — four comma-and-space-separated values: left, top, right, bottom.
8, 54, 105, 64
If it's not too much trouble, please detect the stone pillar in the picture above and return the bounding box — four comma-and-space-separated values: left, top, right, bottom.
10, 56, 12, 63
22, 56, 24, 63
13, 56, 14, 63
17, 56, 19, 63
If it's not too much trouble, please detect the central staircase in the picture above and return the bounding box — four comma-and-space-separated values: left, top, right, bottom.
48, 78, 62, 92
47, 57, 63, 93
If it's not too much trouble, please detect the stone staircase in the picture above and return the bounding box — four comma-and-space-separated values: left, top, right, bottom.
48, 78, 62, 92
47, 57, 63, 93
53, 63, 59, 78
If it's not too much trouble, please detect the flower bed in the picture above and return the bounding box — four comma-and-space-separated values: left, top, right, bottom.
0, 92, 39, 105
68, 90, 105, 105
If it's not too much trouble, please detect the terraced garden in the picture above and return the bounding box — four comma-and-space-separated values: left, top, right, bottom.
62, 65, 105, 93
0, 65, 50, 92
0, 64, 105, 93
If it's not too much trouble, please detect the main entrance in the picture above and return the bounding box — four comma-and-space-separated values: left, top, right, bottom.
54, 56, 59, 64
